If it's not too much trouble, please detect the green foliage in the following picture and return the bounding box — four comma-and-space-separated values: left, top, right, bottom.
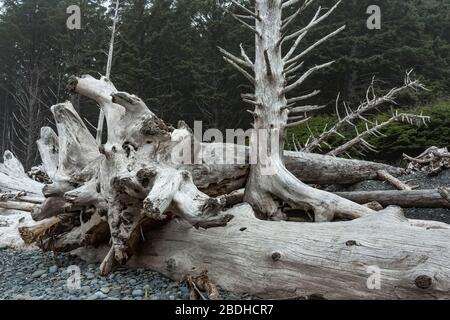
287, 100, 450, 163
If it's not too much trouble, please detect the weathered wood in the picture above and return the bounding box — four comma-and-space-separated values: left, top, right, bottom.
377, 170, 412, 191
284, 151, 404, 185
336, 189, 450, 209
76, 204, 450, 300
405, 147, 450, 176
0, 151, 44, 196
0, 201, 40, 212
240, 0, 374, 221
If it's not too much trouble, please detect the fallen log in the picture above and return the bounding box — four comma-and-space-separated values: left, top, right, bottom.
0, 201, 40, 212
0, 192, 44, 204
335, 189, 450, 209
284, 151, 405, 186
196, 145, 406, 196
377, 170, 412, 191
76, 204, 450, 300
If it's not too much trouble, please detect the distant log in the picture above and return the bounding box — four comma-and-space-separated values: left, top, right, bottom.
336, 189, 450, 209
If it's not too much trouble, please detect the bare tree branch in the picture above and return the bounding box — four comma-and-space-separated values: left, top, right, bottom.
283, 61, 335, 93
285, 1, 342, 42
284, 25, 346, 64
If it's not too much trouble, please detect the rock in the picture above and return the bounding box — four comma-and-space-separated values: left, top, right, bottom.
122, 289, 132, 296
128, 279, 137, 285
81, 286, 91, 294
109, 288, 122, 297
49, 266, 58, 274
32, 270, 47, 278
132, 289, 144, 297
87, 294, 98, 301
95, 291, 107, 299
100, 287, 110, 294
0, 244, 9, 251
179, 287, 189, 296
85, 272, 96, 280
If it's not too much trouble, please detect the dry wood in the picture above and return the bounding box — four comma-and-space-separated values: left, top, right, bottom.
405, 147, 450, 176
335, 189, 450, 209
0, 0, 447, 301
76, 204, 450, 300
377, 170, 412, 191
0, 201, 40, 212
0, 151, 44, 196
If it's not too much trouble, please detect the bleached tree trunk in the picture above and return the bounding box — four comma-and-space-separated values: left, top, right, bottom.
222, 0, 372, 221
77, 204, 450, 300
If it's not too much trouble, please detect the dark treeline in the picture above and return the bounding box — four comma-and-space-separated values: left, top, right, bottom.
0, 0, 449, 168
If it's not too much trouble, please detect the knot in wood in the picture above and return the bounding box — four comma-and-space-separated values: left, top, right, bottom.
166, 258, 177, 272
415, 275, 432, 289
346, 240, 360, 247
271, 252, 281, 261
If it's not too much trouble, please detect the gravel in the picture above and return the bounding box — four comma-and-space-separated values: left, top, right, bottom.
0, 250, 253, 301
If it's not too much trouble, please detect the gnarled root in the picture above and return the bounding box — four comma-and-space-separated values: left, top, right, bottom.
99, 166, 233, 274
245, 159, 374, 222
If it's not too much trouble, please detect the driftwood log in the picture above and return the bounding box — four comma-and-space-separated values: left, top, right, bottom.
336, 189, 450, 209
1, 0, 449, 300
76, 204, 450, 300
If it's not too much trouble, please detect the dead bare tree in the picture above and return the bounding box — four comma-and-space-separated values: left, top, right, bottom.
10, 71, 48, 170
0, 95, 12, 156
96, 0, 121, 145
0, 0, 449, 299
